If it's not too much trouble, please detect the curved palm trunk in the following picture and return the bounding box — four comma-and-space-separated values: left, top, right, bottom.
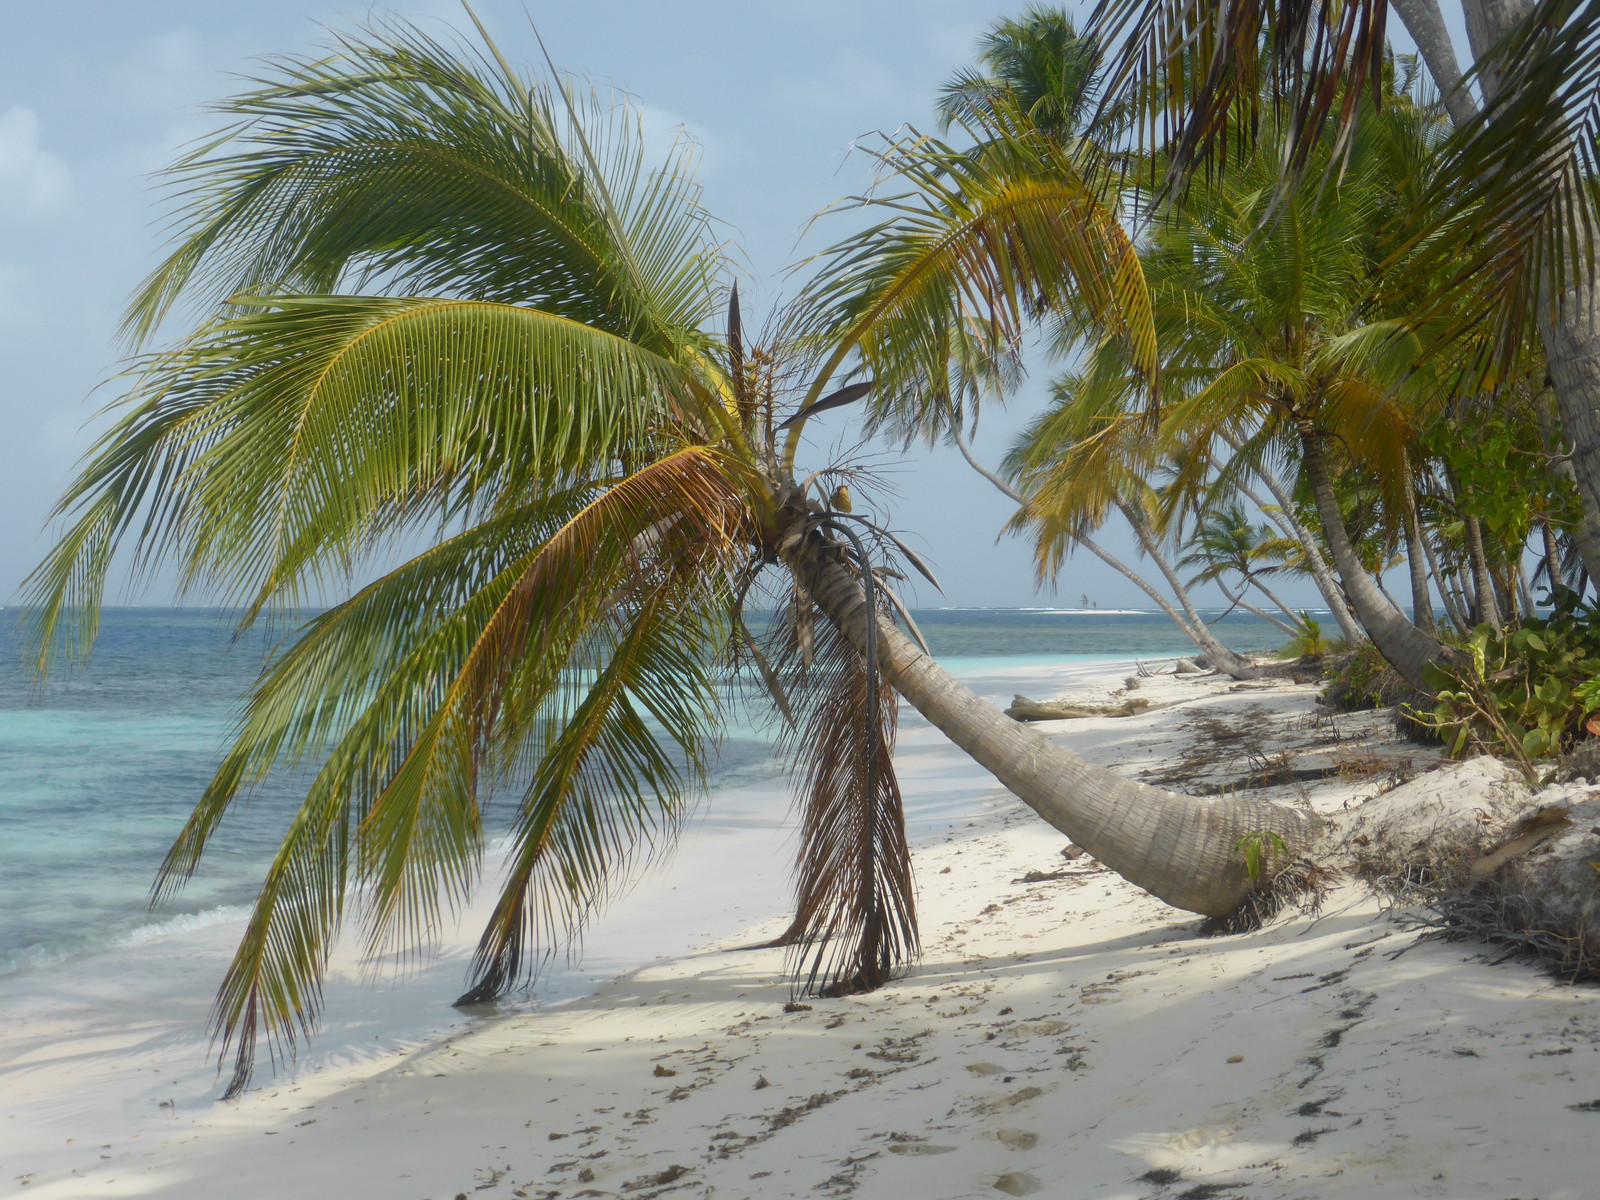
796, 549, 1322, 918
1215, 577, 1301, 637
1079, 531, 1259, 675
1115, 499, 1262, 678
1300, 431, 1457, 687
1241, 572, 1310, 632
1391, 0, 1480, 128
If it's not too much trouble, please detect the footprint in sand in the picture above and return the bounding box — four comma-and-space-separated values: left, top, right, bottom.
995, 1129, 1038, 1151
993, 1170, 1044, 1195
979, 1086, 1046, 1114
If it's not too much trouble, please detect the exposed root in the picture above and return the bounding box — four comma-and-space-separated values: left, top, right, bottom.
1421, 881, 1600, 983
1200, 858, 1339, 936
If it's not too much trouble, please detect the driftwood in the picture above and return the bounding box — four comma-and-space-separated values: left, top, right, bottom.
1004, 694, 1152, 722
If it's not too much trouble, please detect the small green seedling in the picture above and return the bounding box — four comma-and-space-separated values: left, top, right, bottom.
1236, 829, 1290, 880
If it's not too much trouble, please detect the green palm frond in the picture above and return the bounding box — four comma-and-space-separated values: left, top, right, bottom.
355, 448, 754, 960
23, 294, 720, 661
1010, 416, 1149, 561
153, 490, 595, 899
458, 584, 728, 1005
188, 447, 753, 1096
789, 124, 1155, 453
938, 6, 1106, 144
1006, 77, 1457, 585
126, 19, 720, 353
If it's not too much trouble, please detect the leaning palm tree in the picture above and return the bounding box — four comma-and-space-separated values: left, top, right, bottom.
25, 15, 1316, 1097
1175, 503, 1307, 636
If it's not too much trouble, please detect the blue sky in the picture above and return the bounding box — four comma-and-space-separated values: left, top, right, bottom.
0, 1, 1368, 612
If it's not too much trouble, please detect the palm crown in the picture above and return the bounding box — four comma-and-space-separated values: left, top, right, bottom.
26, 15, 1161, 1096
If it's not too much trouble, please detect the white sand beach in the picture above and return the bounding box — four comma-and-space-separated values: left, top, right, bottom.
7, 663, 1599, 1200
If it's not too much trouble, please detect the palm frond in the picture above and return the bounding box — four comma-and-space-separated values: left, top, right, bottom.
23, 295, 718, 662
1397, 0, 1600, 368
179, 447, 752, 1096
766, 582, 916, 996
790, 124, 1155, 452
1085, 0, 1389, 187
125, 18, 721, 354
356, 448, 753, 966
153, 490, 593, 900
938, 7, 1106, 144
456, 582, 728, 1003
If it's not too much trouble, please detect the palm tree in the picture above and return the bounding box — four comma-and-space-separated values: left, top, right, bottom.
25, 15, 1316, 1097
929, 8, 1274, 679
937, 6, 1105, 144
1006, 87, 1462, 687
1081, 0, 1600, 589
1175, 503, 1306, 636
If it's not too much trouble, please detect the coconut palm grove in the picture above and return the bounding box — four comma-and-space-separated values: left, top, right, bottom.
23, 1, 1600, 1095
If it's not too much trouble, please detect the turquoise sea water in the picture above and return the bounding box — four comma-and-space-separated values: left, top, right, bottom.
0, 606, 1287, 978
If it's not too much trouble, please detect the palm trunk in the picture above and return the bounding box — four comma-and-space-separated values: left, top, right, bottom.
1116, 499, 1262, 678
1449, 566, 1478, 633
798, 550, 1323, 918
1079, 531, 1258, 677
1462, 0, 1600, 587
1516, 560, 1536, 619
1409, 0, 1600, 590
1538, 516, 1564, 596
1226, 443, 1366, 644
1300, 429, 1457, 686
1533, 401, 1587, 595
1424, 532, 1473, 632
1215, 577, 1301, 637
1463, 512, 1504, 629
1241, 571, 1308, 631
1402, 493, 1437, 633
1391, 0, 1480, 128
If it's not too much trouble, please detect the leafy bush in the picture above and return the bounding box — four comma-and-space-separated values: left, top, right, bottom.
1420, 595, 1600, 775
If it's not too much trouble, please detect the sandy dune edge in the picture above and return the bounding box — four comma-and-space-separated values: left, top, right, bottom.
16, 670, 1600, 1200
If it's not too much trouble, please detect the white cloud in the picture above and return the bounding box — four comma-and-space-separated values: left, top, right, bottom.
0, 107, 72, 217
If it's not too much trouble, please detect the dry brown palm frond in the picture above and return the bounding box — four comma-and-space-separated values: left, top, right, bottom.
761, 569, 917, 997
1086, 0, 1389, 191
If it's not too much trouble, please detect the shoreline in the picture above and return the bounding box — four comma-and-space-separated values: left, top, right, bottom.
10, 660, 1600, 1199
0, 655, 1138, 1193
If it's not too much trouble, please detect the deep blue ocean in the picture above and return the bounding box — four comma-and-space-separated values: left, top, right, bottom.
0, 606, 1287, 978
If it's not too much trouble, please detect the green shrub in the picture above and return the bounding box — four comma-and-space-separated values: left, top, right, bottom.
1420, 594, 1600, 776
